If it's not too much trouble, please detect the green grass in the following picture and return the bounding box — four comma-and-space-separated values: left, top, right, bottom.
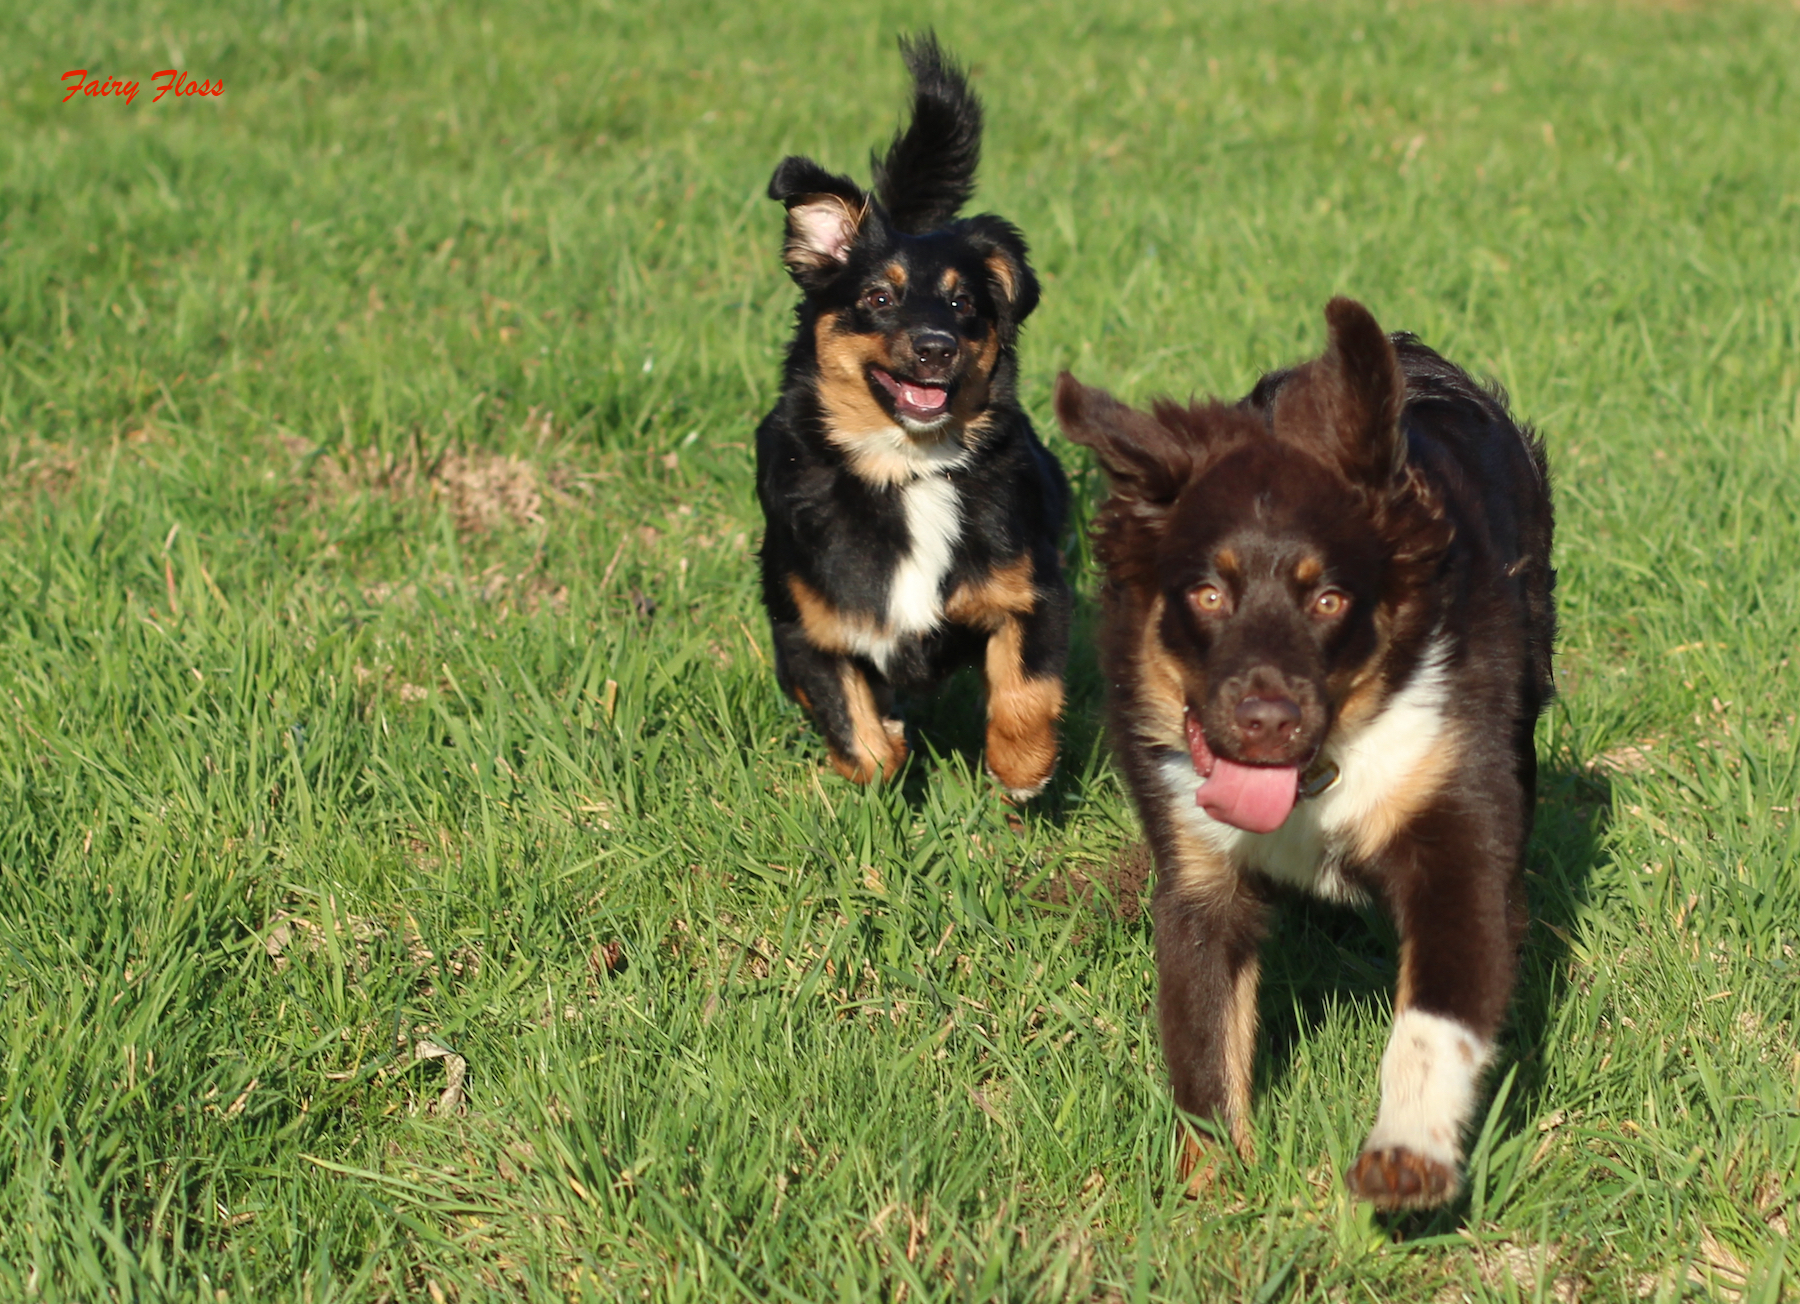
3, 0, 1799, 1298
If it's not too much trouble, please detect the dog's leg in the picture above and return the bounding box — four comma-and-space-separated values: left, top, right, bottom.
1155, 857, 1265, 1186
981, 580, 1070, 799
770, 621, 905, 782
1345, 803, 1526, 1210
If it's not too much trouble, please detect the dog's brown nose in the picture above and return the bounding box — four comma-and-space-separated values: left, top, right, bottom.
910, 330, 958, 373
1234, 696, 1301, 757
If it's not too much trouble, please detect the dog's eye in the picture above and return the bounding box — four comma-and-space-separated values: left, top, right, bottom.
1189, 584, 1229, 616
949, 293, 973, 316
862, 288, 893, 310
1312, 590, 1349, 618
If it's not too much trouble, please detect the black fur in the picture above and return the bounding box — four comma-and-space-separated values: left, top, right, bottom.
755, 34, 1072, 794
871, 34, 983, 234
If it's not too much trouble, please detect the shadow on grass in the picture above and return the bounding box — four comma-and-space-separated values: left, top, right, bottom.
1253, 760, 1614, 1236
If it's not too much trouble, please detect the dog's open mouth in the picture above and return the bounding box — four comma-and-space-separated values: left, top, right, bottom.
869, 367, 951, 423
1186, 712, 1300, 834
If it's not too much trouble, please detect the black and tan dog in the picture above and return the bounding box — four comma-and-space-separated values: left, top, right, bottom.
1055, 298, 1555, 1209
756, 36, 1071, 796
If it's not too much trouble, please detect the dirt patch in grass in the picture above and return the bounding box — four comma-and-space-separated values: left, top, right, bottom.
288, 435, 547, 535
1038, 841, 1150, 923
0, 434, 86, 499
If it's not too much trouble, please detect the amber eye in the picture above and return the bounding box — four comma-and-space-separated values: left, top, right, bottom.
1312, 589, 1349, 618
1190, 584, 1228, 616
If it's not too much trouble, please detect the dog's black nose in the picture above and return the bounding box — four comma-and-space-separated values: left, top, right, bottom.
1234, 696, 1301, 754
910, 330, 958, 372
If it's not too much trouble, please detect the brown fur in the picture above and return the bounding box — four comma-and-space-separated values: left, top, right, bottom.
984, 251, 1017, 305
982, 616, 1064, 794
943, 555, 1037, 630
1121, 594, 1190, 752
810, 310, 1004, 487
1343, 1148, 1457, 1209
787, 575, 884, 656
946, 331, 1000, 427
828, 662, 907, 783
814, 313, 898, 435
1056, 297, 1556, 1213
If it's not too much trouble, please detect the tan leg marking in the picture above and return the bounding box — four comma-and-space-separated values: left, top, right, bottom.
1176, 952, 1260, 1195
981, 616, 1063, 796
943, 556, 1036, 632
1223, 956, 1261, 1161
787, 576, 884, 656
828, 661, 905, 784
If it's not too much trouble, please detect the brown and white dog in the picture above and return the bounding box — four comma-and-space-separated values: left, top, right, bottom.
1055, 298, 1555, 1209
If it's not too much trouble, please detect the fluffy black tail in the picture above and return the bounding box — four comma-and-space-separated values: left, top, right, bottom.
871, 33, 982, 234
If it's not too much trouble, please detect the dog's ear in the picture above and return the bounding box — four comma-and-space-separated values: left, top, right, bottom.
768, 156, 874, 286
1273, 297, 1406, 485
1054, 372, 1193, 506
962, 216, 1040, 327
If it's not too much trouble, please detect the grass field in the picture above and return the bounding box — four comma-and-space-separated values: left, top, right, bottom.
4, 0, 1800, 1298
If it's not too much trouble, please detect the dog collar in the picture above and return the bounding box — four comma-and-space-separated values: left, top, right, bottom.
1298, 757, 1340, 800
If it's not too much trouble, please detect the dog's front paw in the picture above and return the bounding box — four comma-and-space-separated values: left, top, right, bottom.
828, 718, 909, 784
1344, 1146, 1459, 1210
1177, 1133, 1225, 1198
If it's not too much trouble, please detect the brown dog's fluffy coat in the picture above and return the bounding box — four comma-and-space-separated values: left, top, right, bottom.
1057, 298, 1554, 1209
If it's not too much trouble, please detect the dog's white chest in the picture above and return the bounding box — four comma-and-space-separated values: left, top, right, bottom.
1162, 639, 1454, 900
885, 473, 961, 638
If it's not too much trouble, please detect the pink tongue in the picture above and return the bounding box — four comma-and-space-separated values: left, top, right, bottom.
1186, 714, 1300, 834
898, 380, 947, 413
1196, 758, 1300, 833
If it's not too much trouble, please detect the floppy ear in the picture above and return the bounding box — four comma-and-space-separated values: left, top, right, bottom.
962, 216, 1040, 327
1053, 372, 1194, 507
1272, 296, 1405, 485
768, 156, 871, 286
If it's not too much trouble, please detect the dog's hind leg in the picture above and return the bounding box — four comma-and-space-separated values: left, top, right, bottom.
1153, 853, 1266, 1188
980, 576, 1070, 800
771, 620, 906, 783
1345, 799, 1526, 1211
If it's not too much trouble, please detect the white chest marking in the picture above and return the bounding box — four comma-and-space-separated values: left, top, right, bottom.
1362, 1009, 1492, 1165
1157, 637, 1454, 901
887, 474, 962, 639
821, 467, 963, 674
